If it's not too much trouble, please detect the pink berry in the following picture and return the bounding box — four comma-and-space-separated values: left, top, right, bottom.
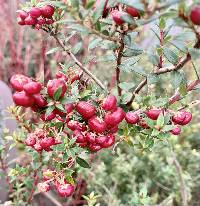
125, 112, 139, 124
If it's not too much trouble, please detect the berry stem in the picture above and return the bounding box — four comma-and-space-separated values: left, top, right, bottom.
51, 33, 107, 92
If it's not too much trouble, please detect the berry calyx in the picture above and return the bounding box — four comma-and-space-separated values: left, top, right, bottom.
102, 95, 117, 111
190, 5, 200, 25
47, 79, 67, 99
76, 101, 96, 120
13, 91, 35, 107
125, 111, 139, 124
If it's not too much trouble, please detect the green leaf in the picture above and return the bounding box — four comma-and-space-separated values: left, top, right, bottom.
92, 0, 107, 22
171, 71, 185, 89
121, 13, 135, 24
53, 87, 63, 101
76, 157, 90, 168
56, 104, 65, 112
159, 17, 166, 30
88, 38, 102, 50
147, 74, 159, 85
156, 113, 165, 127
162, 125, 176, 132
45, 106, 55, 117
71, 42, 83, 55
117, 0, 144, 11
163, 47, 178, 64
119, 82, 135, 91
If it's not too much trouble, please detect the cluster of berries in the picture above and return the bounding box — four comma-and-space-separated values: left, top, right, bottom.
125, 108, 192, 135
25, 129, 61, 152
38, 169, 75, 197
95, 0, 140, 25
10, 74, 47, 108
66, 95, 125, 152
17, 5, 55, 29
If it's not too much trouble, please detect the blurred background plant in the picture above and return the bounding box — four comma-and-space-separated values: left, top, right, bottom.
0, 0, 200, 206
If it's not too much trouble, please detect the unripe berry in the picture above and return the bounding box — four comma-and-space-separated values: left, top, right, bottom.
41, 5, 55, 19
190, 5, 200, 25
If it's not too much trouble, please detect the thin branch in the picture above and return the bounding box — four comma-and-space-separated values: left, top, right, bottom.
51, 33, 107, 92
172, 151, 188, 206
116, 33, 125, 96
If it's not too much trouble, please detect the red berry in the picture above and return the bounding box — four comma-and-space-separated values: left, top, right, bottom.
17, 10, 29, 20
75, 122, 87, 132
145, 108, 162, 120
73, 130, 87, 143
102, 95, 117, 111
29, 7, 42, 19
170, 126, 181, 135
37, 18, 46, 25
13, 91, 34, 107
40, 137, 55, 149
10, 74, 30, 91
65, 103, 74, 114
47, 79, 67, 99
109, 126, 118, 133
67, 120, 78, 131
33, 94, 47, 107
33, 143, 43, 152
190, 5, 200, 25
95, 135, 108, 145
41, 5, 55, 19
23, 81, 42, 94
56, 184, 74, 197
104, 107, 125, 126
111, 10, 125, 25
88, 143, 102, 152
125, 112, 139, 124
18, 19, 25, 25
25, 135, 36, 146
182, 112, 192, 125
88, 116, 107, 133
85, 132, 96, 144
40, 111, 56, 121
38, 182, 50, 192
76, 101, 96, 120
101, 134, 115, 148
24, 15, 38, 25
172, 111, 192, 125
126, 7, 140, 17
